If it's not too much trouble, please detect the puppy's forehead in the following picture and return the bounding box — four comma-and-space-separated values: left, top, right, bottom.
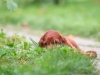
46, 30, 60, 36
43, 30, 61, 41
46, 35, 60, 40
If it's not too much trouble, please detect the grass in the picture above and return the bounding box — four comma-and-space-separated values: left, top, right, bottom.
0, 3, 100, 40
0, 29, 99, 75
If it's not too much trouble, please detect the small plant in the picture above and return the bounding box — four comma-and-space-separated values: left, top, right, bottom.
0, 29, 6, 38
0, 29, 6, 46
30, 37, 39, 47
5, 34, 25, 47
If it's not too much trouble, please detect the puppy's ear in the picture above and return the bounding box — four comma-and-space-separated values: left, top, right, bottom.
60, 36, 67, 45
39, 34, 45, 47
60, 36, 73, 48
39, 40, 44, 47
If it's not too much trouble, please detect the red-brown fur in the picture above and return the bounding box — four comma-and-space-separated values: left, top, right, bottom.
39, 30, 97, 57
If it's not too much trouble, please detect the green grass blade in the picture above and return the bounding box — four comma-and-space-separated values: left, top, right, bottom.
30, 37, 38, 47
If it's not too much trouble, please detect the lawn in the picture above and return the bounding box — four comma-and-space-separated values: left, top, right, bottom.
0, 1, 100, 75
0, 28, 99, 75
0, 2, 100, 40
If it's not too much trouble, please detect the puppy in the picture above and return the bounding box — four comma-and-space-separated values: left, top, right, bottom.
39, 30, 70, 48
39, 30, 97, 57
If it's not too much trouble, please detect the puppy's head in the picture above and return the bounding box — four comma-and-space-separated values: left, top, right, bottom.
39, 30, 67, 48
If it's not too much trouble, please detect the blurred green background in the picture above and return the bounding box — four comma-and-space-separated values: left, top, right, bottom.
0, 0, 100, 40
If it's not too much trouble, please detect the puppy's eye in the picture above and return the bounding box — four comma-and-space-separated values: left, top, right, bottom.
54, 40, 57, 44
44, 43, 47, 46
